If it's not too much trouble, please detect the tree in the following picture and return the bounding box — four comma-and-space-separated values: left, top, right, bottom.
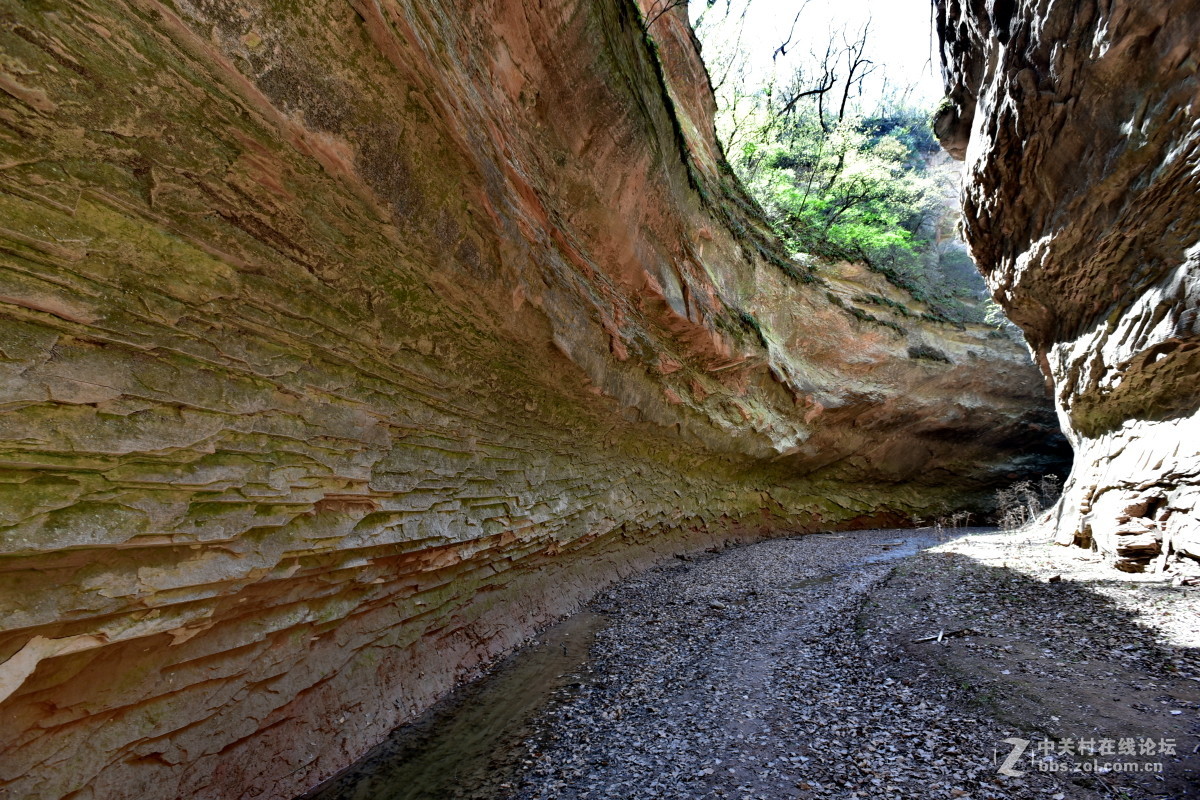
693, 1, 988, 322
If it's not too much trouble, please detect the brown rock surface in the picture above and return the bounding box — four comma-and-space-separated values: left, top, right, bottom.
0, 1, 1063, 797
934, 0, 1200, 570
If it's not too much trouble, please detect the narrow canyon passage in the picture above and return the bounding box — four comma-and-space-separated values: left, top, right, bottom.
2, 0, 1198, 796
305, 530, 1200, 800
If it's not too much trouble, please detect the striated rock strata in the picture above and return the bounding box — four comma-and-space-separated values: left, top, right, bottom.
934, 0, 1200, 570
0, 1, 1063, 797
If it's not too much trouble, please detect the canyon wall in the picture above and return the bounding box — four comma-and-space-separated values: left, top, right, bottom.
0, 1, 1064, 797
934, 0, 1200, 570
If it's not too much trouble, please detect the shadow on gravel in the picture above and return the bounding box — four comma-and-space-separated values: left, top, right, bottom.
867, 548, 1200, 798
302, 530, 1198, 800
303, 612, 608, 800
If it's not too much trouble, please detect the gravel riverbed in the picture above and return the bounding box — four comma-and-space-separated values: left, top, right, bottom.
309, 528, 1200, 800
511, 529, 1081, 800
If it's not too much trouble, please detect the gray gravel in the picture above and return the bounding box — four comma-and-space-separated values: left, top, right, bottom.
506, 529, 1089, 800
311, 528, 1196, 800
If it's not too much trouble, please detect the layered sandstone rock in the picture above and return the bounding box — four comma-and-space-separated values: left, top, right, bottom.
0, 1, 1063, 797
934, 0, 1200, 570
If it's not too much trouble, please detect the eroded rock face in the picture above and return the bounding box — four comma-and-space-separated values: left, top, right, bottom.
0, 1, 1063, 797
933, 0, 1200, 569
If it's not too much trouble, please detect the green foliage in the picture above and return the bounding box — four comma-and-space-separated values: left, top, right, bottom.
735, 114, 937, 269
729, 102, 939, 267
722, 98, 1005, 326
694, 18, 999, 326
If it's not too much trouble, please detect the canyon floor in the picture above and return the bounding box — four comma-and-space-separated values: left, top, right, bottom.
307, 529, 1200, 800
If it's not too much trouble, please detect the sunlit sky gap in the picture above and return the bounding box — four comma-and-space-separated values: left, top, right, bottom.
689, 0, 945, 109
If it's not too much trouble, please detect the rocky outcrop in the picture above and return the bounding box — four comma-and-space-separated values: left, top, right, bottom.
0, 1, 1063, 797
933, 0, 1200, 571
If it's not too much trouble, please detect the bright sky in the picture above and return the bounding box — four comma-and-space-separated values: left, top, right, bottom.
690, 0, 945, 108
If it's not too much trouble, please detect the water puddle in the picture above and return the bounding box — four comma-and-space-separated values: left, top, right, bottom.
786, 574, 835, 590
303, 611, 607, 800
859, 533, 942, 564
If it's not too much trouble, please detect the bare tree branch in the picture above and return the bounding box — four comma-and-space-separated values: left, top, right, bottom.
772, 0, 812, 61
777, 76, 836, 118
835, 22, 875, 124
643, 0, 690, 31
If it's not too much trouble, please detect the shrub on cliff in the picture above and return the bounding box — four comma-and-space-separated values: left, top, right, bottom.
693, 5, 989, 321
727, 99, 981, 317
737, 115, 936, 266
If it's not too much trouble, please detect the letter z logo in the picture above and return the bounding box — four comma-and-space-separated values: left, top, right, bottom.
997, 737, 1030, 776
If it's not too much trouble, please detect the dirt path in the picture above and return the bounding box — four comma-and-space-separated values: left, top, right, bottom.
306, 529, 1200, 800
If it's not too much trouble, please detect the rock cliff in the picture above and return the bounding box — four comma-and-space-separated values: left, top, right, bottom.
934, 0, 1200, 570
0, 1, 1064, 797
